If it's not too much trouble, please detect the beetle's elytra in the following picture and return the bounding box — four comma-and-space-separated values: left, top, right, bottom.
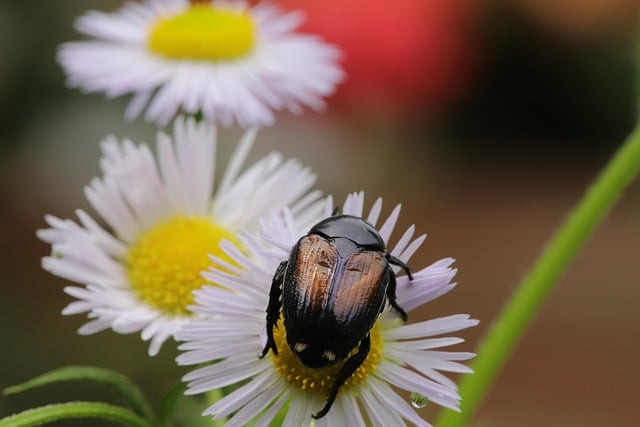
260, 214, 412, 419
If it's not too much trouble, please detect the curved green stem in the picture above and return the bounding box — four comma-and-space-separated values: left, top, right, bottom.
0, 402, 152, 427
437, 125, 640, 427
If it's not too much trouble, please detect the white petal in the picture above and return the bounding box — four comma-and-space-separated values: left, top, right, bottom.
377, 363, 462, 411
39, 114, 320, 357
359, 384, 404, 427
204, 371, 280, 419
365, 197, 383, 227
253, 388, 293, 427
387, 315, 479, 340
378, 204, 402, 244
58, 1, 343, 127
367, 377, 432, 427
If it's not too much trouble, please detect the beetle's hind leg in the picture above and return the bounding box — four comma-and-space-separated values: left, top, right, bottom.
312, 335, 371, 419
388, 255, 413, 280
387, 270, 407, 321
260, 261, 287, 358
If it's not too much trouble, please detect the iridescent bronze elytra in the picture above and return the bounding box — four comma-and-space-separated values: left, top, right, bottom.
260, 214, 412, 419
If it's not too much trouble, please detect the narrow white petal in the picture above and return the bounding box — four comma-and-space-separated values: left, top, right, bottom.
205, 371, 280, 419
386, 348, 475, 374
360, 384, 404, 427
391, 224, 415, 258
77, 318, 112, 335
341, 191, 365, 217
378, 203, 402, 244
387, 315, 479, 340
283, 395, 309, 427
216, 129, 256, 198
368, 377, 432, 427
125, 90, 152, 120
377, 363, 461, 411
84, 176, 140, 242
253, 388, 292, 427
338, 393, 365, 426
223, 381, 285, 426
185, 359, 267, 392
386, 337, 465, 351
365, 197, 383, 226
156, 130, 187, 212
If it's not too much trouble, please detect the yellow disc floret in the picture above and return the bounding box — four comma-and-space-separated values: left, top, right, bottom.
126, 215, 237, 316
148, 4, 255, 61
270, 319, 383, 396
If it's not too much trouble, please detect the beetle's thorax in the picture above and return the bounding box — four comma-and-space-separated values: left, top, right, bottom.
309, 215, 386, 251
331, 236, 359, 258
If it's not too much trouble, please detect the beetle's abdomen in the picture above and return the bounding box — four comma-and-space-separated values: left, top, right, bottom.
285, 235, 388, 341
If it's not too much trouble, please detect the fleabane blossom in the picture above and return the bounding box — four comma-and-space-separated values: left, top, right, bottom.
37, 116, 323, 356
177, 192, 478, 426
57, 0, 343, 127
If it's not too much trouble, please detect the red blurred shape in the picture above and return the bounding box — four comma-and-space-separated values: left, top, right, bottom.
277, 0, 478, 118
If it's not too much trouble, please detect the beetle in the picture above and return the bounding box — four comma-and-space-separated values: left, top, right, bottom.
260, 214, 412, 419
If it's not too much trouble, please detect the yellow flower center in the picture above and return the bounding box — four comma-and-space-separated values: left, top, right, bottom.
270, 319, 383, 396
126, 215, 237, 316
148, 4, 256, 61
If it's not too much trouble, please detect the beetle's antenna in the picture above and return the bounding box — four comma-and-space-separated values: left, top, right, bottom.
332, 205, 341, 216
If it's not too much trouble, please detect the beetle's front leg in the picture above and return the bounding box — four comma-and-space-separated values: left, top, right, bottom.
387, 270, 407, 321
260, 261, 287, 358
312, 334, 371, 419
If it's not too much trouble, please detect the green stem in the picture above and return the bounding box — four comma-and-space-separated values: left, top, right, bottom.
0, 402, 152, 427
436, 124, 640, 427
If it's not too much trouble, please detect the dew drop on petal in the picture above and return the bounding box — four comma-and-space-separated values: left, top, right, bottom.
410, 392, 429, 408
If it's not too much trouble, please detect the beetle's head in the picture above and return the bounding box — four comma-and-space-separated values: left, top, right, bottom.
288, 340, 350, 368
284, 320, 357, 368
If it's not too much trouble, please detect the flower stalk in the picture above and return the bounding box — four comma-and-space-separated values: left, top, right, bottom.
436, 123, 640, 427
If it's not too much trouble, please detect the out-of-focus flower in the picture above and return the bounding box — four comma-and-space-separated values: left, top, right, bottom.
278, 0, 477, 117
177, 192, 478, 425
37, 116, 323, 356
58, 0, 343, 127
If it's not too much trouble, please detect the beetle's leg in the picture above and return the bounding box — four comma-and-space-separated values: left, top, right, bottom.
260, 261, 287, 358
312, 335, 371, 420
332, 204, 341, 216
389, 254, 413, 280
387, 270, 407, 321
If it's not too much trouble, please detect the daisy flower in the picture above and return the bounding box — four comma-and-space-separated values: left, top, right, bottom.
177, 192, 478, 426
58, 0, 343, 127
37, 116, 323, 356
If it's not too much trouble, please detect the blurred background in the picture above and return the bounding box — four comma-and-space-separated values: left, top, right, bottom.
1, 0, 640, 426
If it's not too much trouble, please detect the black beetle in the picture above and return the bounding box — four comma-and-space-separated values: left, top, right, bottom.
260, 214, 412, 419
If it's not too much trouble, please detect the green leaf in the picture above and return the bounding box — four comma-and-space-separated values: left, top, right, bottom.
0, 401, 152, 427
3, 366, 155, 422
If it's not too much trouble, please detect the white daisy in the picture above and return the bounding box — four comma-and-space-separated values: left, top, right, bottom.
177, 192, 478, 426
57, 0, 343, 127
37, 116, 323, 356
